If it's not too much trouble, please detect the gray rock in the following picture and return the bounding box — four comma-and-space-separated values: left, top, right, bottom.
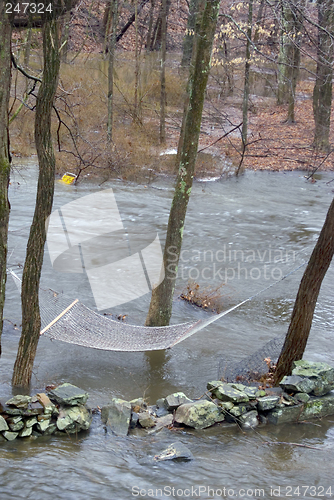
137, 411, 156, 428
150, 414, 174, 433
154, 442, 193, 462
129, 398, 147, 412
294, 392, 310, 403
257, 396, 280, 411
240, 410, 259, 430
229, 404, 248, 418
155, 406, 169, 418
267, 393, 334, 424
8, 416, 25, 432
25, 416, 38, 428
155, 398, 169, 417
230, 383, 247, 391
42, 423, 57, 436
292, 360, 334, 396
174, 400, 224, 429
217, 401, 234, 411
280, 375, 315, 394
243, 387, 262, 399
4, 408, 23, 416
258, 414, 268, 425
207, 382, 249, 403
101, 398, 131, 436
130, 412, 139, 428
36, 418, 52, 433
19, 426, 33, 438
6, 395, 31, 408
0, 415, 9, 432
3, 431, 19, 441
48, 383, 89, 406
164, 392, 193, 411
57, 405, 92, 433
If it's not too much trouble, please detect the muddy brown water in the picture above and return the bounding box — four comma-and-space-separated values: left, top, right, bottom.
1, 161, 334, 499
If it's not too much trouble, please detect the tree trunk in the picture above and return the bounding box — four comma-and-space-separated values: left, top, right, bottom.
145, 0, 221, 327
12, 15, 60, 388
107, 0, 119, 142
176, 0, 205, 167
181, 0, 201, 67
273, 197, 334, 385
313, 0, 334, 151
60, 10, 71, 62
24, 25, 32, 67
0, 6, 12, 357
241, 0, 253, 145
145, 0, 155, 52
277, 0, 304, 123
159, 0, 167, 144
134, 0, 141, 120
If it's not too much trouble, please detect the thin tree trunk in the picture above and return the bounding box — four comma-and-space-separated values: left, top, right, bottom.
313, 0, 334, 151
253, 0, 266, 45
176, 0, 205, 167
146, 0, 155, 51
60, 10, 71, 62
134, 0, 140, 120
273, 197, 334, 385
107, 0, 118, 142
116, 0, 149, 43
181, 0, 201, 67
241, 0, 253, 146
24, 25, 32, 67
0, 6, 12, 356
12, 15, 60, 388
159, 0, 167, 144
277, 0, 304, 123
145, 0, 221, 327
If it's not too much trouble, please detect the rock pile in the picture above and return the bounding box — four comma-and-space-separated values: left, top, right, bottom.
102, 361, 334, 435
0, 383, 92, 442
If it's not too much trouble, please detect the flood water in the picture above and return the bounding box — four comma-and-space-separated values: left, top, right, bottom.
1, 162, 334, 499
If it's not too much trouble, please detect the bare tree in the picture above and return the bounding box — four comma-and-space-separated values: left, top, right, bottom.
273, 197, 334, 385
277, 0, 306, 123
145, 0, 221, 326
313, 0, 334, 151
0, 3, 12, 356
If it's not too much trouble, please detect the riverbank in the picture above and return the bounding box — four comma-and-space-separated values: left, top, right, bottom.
2, 360, 334, 444
9, 51, 334, 185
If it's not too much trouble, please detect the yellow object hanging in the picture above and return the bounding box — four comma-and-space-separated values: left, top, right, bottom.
60, 173, 77, 185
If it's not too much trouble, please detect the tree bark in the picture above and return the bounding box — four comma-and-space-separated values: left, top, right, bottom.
60, 10, 71, 62
181, 0, 201, 67
312, 0, 334, 151
107, 0, 119, 142
145, 0, 221, 326
0, 5, 12, 357
145, 0, 155, 52
277, 0, 305, 123
12, 14, 60, 388
176, 0, 205, 167
159, 0, 167, 144
241, 0, 253, 145
273, 197, 334, 385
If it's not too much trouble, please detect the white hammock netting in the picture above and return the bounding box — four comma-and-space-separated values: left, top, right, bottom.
9, 262, 304, 352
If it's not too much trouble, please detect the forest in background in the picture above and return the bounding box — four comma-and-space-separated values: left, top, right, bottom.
7, 0, 334, 183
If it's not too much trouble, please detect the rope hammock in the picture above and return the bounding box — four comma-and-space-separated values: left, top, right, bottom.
9, 264, 305, 352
